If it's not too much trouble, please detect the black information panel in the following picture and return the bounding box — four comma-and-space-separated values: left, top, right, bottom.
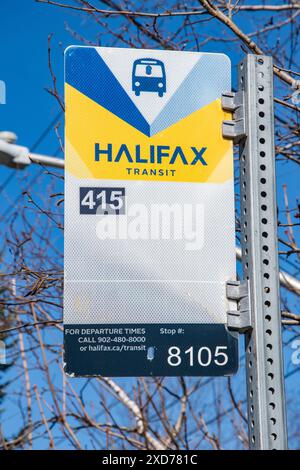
64, 324, 238, 377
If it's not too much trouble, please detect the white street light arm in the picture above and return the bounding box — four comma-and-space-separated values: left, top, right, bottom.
0, 139, 31, 168
0, 139, 64, 169
28, 152, 64, 168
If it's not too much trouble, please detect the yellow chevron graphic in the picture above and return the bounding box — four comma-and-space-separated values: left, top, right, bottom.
65, 83, 233, 183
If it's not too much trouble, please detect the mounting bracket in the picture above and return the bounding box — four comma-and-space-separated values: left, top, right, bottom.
222, 90, 246, 143
226, 280, 252, 333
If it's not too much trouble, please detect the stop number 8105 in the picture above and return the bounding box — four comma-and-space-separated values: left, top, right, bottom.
167, 346, 229, 367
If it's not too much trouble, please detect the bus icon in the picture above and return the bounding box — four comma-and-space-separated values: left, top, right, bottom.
132, 58, 166, 97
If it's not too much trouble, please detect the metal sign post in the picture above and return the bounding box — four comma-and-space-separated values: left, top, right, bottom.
223, 55, 288, 450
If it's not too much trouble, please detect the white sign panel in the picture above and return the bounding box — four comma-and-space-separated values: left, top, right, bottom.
64, 46, 238, 376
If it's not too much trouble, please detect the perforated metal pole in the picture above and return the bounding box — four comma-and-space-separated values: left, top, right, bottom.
238, 55, 288, 449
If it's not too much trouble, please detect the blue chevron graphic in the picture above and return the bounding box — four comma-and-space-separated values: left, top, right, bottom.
65, 47, 150, 136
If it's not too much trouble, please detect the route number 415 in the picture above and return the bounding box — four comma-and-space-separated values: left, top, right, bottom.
80, 187, 125, 215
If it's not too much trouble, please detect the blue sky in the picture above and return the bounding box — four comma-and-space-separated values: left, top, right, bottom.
0, 1, 106, 158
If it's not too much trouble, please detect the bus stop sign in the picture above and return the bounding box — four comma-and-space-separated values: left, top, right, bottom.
64, 46, 238, 377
